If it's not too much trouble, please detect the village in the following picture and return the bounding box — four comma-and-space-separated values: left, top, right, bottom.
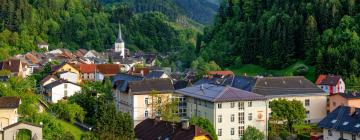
0, 26, 356, 140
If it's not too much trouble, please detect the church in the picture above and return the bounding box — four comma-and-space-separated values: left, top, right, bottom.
114, 23, 126, 59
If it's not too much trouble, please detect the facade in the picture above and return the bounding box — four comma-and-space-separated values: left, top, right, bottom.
37, 42, 49, 51
329, 93, 360, 112
318, 106, 360, 140
114, 78, 174, 126
176, 84, 268, 140
135, 118, 212, 140
316, 75, 345, 94
0, 97, 21, 129
43, 80, 81, 103
51, 62, 81, 83
0, 59, 30, 78
58, 71, 78, 83
252, 76, 327, 124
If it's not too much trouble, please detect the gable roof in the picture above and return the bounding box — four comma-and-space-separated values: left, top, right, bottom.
97, 64, 121, 75
79, 64, 96, 73
0, 59, 22, 73
135, 118, 211, 140
111, 73, 144, 92
316, 75, 342, 86
50, 62, 78, 74
40, 75, 58, 85
339, 93, 360, 99
176, 83, 265, 102
252, 76, 325, 97
145, 70, 167, 79
0, 96, 21, 108
194, 76, 257, 92
129, 78, 174, 94
128, 67, 150, 76
318, 106, 360, 134
207, 70, 234, 76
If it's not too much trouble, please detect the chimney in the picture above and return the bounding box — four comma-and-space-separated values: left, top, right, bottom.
350, 107, 356, 116
182, 120, 190, 130
141, 70, 144, 76
154, 116, 162, 125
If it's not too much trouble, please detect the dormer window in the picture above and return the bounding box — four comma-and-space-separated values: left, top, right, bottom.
331, 120, 337, 123
343, 122, 349, 125
355, 124, 360, 128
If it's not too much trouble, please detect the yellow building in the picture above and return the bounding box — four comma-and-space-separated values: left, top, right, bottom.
51, 62, 81, 83
0, 97, 21, 129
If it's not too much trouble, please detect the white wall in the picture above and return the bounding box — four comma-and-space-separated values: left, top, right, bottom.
59, 72, 78, 83
51, 83, 81, 103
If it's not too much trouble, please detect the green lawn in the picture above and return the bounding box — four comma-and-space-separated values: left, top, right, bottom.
227, 61, 316, 81
57, 119, 87, 140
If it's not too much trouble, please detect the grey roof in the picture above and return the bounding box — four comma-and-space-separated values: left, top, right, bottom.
176, 83, 266, 102
194, 76, 257, 92
318, 106, 360, 134
145, 71, 166, 79
129, 78, 174, 94
111, 73, 143, 92
252, 76, 325, 97
0, 97, 20, 108
339, 93, 360, 99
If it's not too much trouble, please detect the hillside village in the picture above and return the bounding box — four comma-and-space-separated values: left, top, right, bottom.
0, 25, 357, 140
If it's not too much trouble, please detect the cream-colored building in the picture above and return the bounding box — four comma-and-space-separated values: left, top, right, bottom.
0, 97, 21, 129
176, 84, 268, 140
252, 76, 328, 124
114, 78, 175, 126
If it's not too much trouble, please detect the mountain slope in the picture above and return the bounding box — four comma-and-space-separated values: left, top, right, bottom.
171, 0, 219, 24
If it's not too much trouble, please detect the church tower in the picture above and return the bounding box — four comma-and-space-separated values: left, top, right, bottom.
114, 23, 125, 58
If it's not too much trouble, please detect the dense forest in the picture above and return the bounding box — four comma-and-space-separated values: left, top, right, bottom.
0, 0, 201, 69
199, 0, 360, 79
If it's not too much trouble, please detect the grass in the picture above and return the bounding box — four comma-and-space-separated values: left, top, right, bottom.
227, 61, 316, 81
57, 119, 87, 140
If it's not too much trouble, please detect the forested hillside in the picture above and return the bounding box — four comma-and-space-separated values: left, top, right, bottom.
199, 0, 360, 79
0, 0, 197, 69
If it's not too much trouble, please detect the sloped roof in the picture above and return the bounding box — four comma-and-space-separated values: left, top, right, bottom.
0, 96, 21, 108
97, 64, 121, 75
111, 73, 143, 92
135, 118, 211, 140
176, 83, 265, 102
316, 75, 342, 86
129, 78, 174, 94
0, 59, 21, 73
339, 93, 360, 99
318, 106, 360, 134
145, 70, 166, 79
128, 67, 150, 76
174, 80, 188, 90
208, 70, 234, 76
43, 79, 79, 90
194, 76, 257, 92
40, 75, 58, 85
79, 64, 96, 73
252, 76, 325, 97
25, 53, 39, 64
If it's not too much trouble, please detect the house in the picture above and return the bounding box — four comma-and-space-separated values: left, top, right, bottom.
0, 59, 30, 78
252, 76, 327, 123
318, 106, 360, 140
142, 54, 157, 67
176, 84, 268, 140
43, 80, 81, 103
329, 92, 360, 112
37, 42, 49, 51
83, 50, 103, 59
57, 71, 79, 84
207, 70, 234, 77
0, 97, 21, 129
96, 64, 122, 76
79, 64, 104, 81
194, 75, 258, 92
316, 75, 345, 94
50, 62, 81, 83
39, 75, 58, 87
128, 67, 150, 77
74, 49, 88, 58
135, 118, 212, 140
115, 78, 174, 125
145, 70, 170, 79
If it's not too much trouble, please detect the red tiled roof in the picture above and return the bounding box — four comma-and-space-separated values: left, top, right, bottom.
79, 64, 96, 73
316, 74, 327, 85
96, 64, 121, 75
128, 67, 150, 76
25, 53, 39, 64
316, 74, 342, 86
208, 70, 234, 76
0, 59, 21, 73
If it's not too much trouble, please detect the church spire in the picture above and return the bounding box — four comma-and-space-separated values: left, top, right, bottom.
116, 22, 124, 43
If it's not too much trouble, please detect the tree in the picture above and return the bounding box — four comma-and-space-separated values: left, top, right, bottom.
51, 100, 86, 123
241, 126, 264, 140
190, 117, 217, 140
149, 90, 180, 122
269, 99, 306, 133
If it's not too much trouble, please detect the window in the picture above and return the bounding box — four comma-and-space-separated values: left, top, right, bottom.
306, 111, 310, 117
238, 102, 244, 110
230, 102, 235, 108
64, 83, 68, 88
305, 99, 310, 106
248, 101, 252, 107
145, 111, 148, 117
218, 103, 222, 109
231, 114, 235, 122
218, 115, 222, 123
248, 113, 252, 121
145, 98, 148, 105
64, 90, 68, 97
158, 97, 161, 104
239, 112, 244, 124
328, 129, 332, 136
218, 129, 222, 136
352, 134, 356, 140
231, 128, 235, 135
239, 126, 244, 136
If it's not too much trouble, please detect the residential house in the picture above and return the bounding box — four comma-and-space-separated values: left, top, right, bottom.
43, 80, 81, 103
115, 78, 174, 125
57, 71, 79, 84
50, 62, 81, 83
74, 49, 88, 58
194, 75, 258, 92
39, 75, 58, 87
176, 84, 268, 140
135, 118, 212, 140
0, 59, 30, 78
318, 106, 360, 140
79, 64, 104, 81
252, 76, 327, 123
145, 70, 170, 79
112, 73, 143, 110
128, 67, 150, 77
47, 49, 63, 55
37, 42, 49, 51
329, 92, 360, 112
207, 70, 234, 77
0, 97, 21, 129
84, 50, 103, 59
316, 75, 345, 94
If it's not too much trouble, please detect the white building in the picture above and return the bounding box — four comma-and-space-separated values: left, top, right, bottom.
37, 42, 49, 51
318, 106, 360, 140
58, 71, 79, 84
252, 76, 328, 124
43, 80, 81, 103
176, 84, 268, 140
114, 24, 125, 59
